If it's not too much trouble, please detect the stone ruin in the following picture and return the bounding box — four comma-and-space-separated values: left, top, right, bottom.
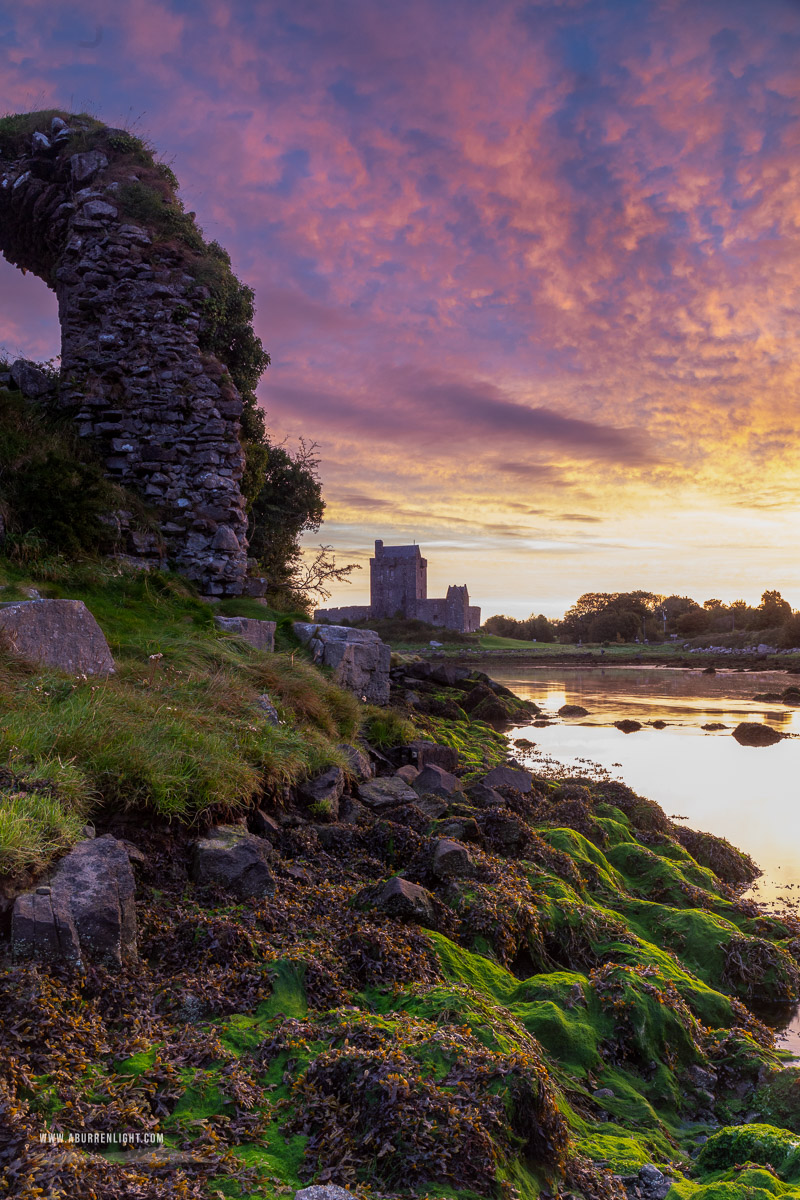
315, 539, 481, 633
0, 112, 253, 595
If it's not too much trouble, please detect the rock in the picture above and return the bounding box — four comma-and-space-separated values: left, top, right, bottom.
0, 599, 115, 676
358, 777, 418, 810
558, 704, 589, 717
12, 835, 137, 967
481, 765, 532, 793
210, 525, 240, 552
337, 742, 373, 781
255, 693, 280, 724
414, 795, 448, 819
81, 199, 117, 221
298, 766, 345, 818
10, 357, 55, 397
412, 763, 464, 799
465, 781, 506, 808
732, 721, 784, 746
368, 876, 437, 925
31, 131, 52, 153
432, 838, 473, 879
593, 1087, 615, 1100
249, 809, 280, 840
392, 740, 459, 772
214, 615, 275, 652
436, 816, 481, 842
480, 811, 530, 855
70, 149, 108, 183
614, 719, 643, 733
395, 764, 419, 784
296, 1184, 358, 1200
702, 666, 716, 675
637, 1164, 671, 1199
293, 623, 391, 705
51, 116, 68, 134
702, 722, 727, 731
191, 825, 275, 897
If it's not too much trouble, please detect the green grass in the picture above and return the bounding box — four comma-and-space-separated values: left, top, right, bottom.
0, 559, 362, 873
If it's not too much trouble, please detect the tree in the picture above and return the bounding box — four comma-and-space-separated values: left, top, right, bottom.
676, 607, 711, 637
755, 589, 791, 629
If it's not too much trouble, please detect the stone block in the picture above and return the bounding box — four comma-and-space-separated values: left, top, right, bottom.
0, 599, 115, 676
214, 615, 275, 652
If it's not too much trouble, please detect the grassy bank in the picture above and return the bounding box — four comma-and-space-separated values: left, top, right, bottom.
0, 558, 363, 874
4, 569, 800, 1198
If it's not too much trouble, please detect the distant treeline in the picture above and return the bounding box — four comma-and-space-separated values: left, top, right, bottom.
484, 590, 800, 646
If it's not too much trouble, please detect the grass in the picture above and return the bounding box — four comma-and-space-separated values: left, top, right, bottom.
0, 559, 365, 873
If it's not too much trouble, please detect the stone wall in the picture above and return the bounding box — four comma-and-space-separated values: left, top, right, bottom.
0, 114, 251, 595
312, 604, 372, 624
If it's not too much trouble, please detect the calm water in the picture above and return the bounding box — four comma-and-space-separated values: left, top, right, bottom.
490, 664, 800, 1051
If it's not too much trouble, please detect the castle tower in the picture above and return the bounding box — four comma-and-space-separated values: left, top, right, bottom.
370, 540, 427, 618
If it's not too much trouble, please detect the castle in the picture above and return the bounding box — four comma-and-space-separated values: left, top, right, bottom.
314, 540, 481, 633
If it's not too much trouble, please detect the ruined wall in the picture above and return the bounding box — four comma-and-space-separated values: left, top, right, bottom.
0, 113, 251, 594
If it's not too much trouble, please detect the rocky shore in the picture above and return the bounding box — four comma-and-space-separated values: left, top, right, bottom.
4, 607, 800, 1199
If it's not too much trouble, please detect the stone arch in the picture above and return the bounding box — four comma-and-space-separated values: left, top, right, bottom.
0, 111, 252, 595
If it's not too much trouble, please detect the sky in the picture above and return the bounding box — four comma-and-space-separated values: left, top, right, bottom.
1, 0, 799, 618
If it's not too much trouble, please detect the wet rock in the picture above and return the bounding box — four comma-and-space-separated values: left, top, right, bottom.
0, 599, 115, 676
702, 721, 727, 731
358, 776, 418, 810
214, 615, 275, 652
480, 811, 531, 856
191, 825, 275, 898
432, 838, 473, 879
368, 876, 437, 925
732, 721, 784, 746
299, 766, 345, 819
12, 835, 137, 967
636, 1163, 671, 1199
412, 763, 464, 800
337, 742, 373, 781
558, 704, 589, 717
481, 764, 532, 793
614, 719, 643, 733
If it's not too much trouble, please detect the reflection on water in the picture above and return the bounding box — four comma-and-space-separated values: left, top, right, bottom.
491, 664, 800, 1052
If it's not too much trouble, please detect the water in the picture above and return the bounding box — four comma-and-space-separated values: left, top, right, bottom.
489, 663, 800, 1054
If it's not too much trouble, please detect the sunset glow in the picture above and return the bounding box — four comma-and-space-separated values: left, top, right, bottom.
1, 0, 799, 616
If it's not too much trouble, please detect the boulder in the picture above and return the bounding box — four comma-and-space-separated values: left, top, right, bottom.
214, 615, 275, 652
298, 766, 345, 818
432, 838, 473, 880
395, 764, 419, 784
614, 719, 643, 733
249, 809, 281, 840
480, 811, 531, 856
732, 721, 784, 747
358, 776, 418, 810
392, 740, 459, 772
0, 599, 115, 676
12, 835, 136, 967
368, 876, 437, 925
337, 742, 373, 781
293, 623, 391, 705
191, 826, 275, 898
481, 764, 532, 794
702, 722, 727, 731
70, 149, 108, 183
10, 357, 56, 398
558, 704, 589, 717
466, 781, 506, 809
436, 816, 481, 843
412, 763, 464, 800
